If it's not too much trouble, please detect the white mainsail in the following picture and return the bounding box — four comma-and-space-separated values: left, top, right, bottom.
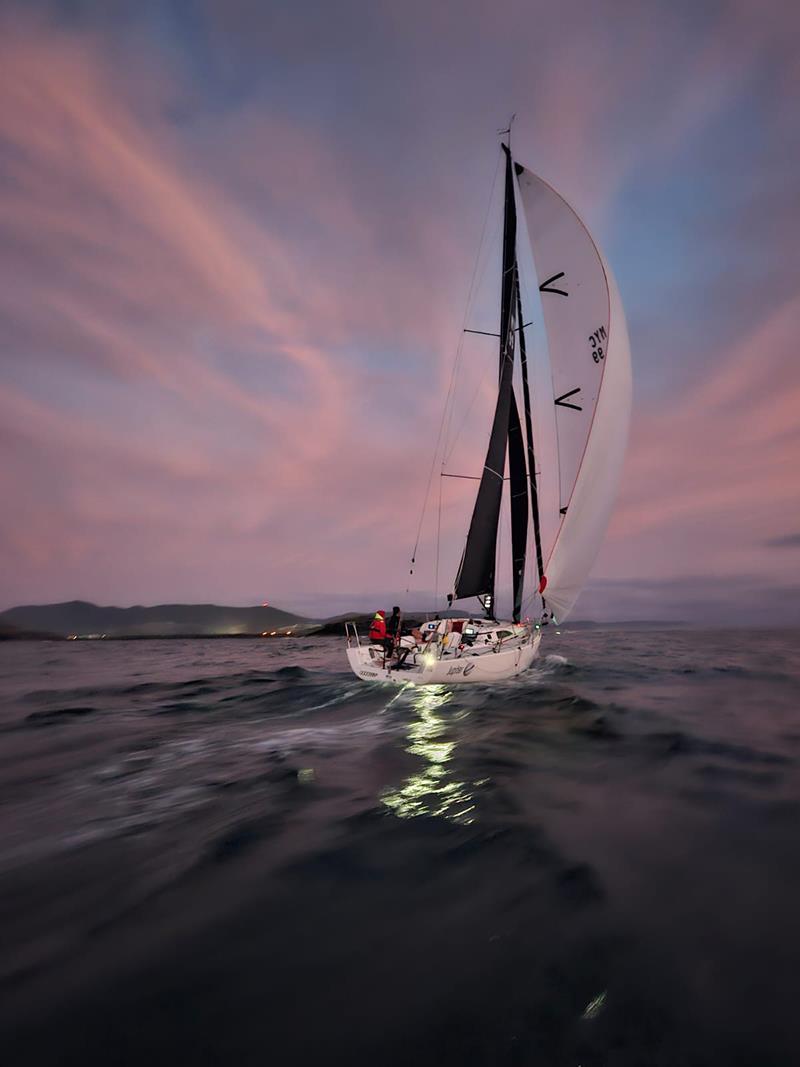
516, 166, 632, 622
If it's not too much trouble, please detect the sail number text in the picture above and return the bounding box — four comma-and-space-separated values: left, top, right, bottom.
589, 325, 607, 363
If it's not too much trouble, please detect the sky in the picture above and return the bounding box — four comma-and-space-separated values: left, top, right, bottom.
1, 0, 798, 623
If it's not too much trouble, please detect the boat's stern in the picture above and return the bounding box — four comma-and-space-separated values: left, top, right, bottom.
345, 643, 394, 682
344, 621, 395, 681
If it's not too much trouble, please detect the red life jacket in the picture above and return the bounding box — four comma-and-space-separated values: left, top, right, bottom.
368, 615, 387, 642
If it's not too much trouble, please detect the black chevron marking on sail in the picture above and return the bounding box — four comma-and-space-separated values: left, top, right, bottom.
560, 506, 568, 515
554, 387, 582, 411
539, 271, 568, 297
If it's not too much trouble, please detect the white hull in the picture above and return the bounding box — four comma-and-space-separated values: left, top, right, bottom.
346, 624, 542, 685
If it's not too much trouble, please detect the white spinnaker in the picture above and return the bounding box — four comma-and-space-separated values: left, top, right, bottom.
516, 166, 632, 622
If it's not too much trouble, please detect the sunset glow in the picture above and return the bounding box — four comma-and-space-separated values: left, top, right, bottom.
1, 1, 798, 622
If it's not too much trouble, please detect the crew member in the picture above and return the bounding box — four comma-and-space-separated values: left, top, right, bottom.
386, 606, 402, 645
382, 606, 403, 666
368, 611, 387, 643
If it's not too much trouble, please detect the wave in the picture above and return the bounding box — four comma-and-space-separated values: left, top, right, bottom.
24, 706, 96, 726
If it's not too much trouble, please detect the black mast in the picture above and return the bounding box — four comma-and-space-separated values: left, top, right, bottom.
452, 143, 523, 619
515, 270, 545, 593
508, 389, 528, 622
504, 141, 530, 624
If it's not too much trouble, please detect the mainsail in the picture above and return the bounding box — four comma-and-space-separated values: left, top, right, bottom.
452, 145, 522, 615
515, 165, 632, 622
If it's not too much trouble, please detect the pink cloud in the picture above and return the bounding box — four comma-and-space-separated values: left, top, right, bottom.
602, 297, 800, 586
0, 3, 798, 615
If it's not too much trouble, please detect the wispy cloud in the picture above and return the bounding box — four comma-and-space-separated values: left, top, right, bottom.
604, 296, 800, 590
574, 574, 800, 627
765, 534, 800, 549
0, 1, 798, 615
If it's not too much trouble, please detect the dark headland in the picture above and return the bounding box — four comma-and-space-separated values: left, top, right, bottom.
0, 601, 397, 640
0, 601, 311, 640
0, 601, 687, 640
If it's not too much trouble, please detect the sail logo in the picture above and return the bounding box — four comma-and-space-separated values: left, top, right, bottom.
590, 325, 607, 363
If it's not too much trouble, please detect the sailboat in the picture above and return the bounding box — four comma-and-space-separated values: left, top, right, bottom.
346, 136, 632, 684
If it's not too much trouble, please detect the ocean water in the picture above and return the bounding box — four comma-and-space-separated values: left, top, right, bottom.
1, 629, 799, 1066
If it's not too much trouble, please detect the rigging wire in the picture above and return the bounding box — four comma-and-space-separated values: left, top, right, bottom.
441, 184, 503, 461
442, 357, 494, 467
406, 149, 504, 594
497, 482, 506, 620
513, 238, 551, 620
434, 469, 442, 611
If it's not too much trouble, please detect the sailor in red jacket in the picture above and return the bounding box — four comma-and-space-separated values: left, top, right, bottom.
368, 610, 387, 643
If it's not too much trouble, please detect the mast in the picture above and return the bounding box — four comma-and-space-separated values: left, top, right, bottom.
515, 273, 545, 594
452, 141, 525, 619
503, 142, 529, 624
508, 390, 528, 622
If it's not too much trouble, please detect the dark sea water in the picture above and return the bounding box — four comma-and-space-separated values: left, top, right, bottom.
1, 630, 799, 1066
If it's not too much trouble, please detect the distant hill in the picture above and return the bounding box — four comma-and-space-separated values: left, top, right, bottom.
0, 601, 692, 639
0, 601, 312, 638
0, 620, 64, 641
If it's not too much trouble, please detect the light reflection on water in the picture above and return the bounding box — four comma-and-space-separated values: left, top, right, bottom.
382, 685, 476, 824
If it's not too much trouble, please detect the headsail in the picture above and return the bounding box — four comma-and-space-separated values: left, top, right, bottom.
516, 166, 632, 622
